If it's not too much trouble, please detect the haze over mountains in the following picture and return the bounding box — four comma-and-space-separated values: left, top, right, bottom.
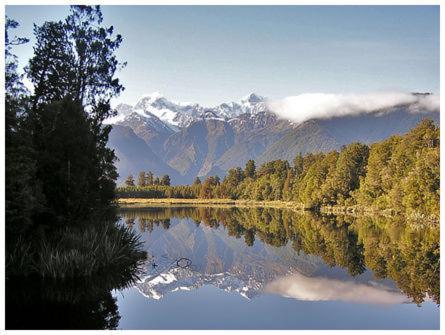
107, 92, 439, 184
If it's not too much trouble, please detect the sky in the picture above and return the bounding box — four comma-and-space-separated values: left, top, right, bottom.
5, 5, 440, 107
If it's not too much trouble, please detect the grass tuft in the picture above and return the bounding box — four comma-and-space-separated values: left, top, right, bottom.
38, 224, 147, 279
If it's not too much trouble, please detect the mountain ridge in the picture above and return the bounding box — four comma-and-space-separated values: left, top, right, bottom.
107, 93, 439, 184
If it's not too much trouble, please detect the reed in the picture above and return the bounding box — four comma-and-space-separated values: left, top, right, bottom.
7, 223, 146, 279
37, 224, 146, 279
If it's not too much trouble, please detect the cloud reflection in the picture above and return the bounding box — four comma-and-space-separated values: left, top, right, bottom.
264, 273, 408, 305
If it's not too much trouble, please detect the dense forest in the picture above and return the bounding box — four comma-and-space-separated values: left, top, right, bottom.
5, 6, 145, 279
117, 119, 440, 220
120, 206, 439, 305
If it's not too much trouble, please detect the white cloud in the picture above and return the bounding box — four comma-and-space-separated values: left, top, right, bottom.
264, 273, 408, 305
267, 92, 440, 124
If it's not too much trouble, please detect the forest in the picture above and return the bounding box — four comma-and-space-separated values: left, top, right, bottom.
117, 119, 440, 220
5, 6, 145, 279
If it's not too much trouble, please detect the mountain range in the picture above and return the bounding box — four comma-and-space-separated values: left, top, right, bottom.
107, 92, 439, 184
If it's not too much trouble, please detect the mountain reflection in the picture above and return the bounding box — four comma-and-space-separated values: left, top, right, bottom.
119, 206, 439, 305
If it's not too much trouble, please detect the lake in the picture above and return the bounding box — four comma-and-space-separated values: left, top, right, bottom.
115, 206, 439, 330
6, 206, 439, 330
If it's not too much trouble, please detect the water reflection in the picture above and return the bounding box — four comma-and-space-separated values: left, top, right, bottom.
7, 206, 438, 329
264, 273, 408, 305
6, 271, 137, 329
119, 206, 439, 306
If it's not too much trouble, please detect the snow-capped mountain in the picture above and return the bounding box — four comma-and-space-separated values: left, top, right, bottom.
212, 93, 267, 119
107, 92, 439, 184
110, 92, 270, 129
105, 103, 134, 124
132, 92, 202, 128
119, 108, 176, 134
240, 93, 268, 114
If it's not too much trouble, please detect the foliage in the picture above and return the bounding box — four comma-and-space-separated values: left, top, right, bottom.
6, 221, 146, 280
354, 119, 439, 218
161, 174, 171, 186
117, 185, 199, 199
137, 171, 146, 187
5, 7, 145, 281
27, 5, 124, 109
5, 17, 44, 243
121, 206, 440, 305
30, 98, 118, 226
244, 159, 256, 179
120, 120, 439, 218
125, 174, 135, 186
37, 224, 146, 279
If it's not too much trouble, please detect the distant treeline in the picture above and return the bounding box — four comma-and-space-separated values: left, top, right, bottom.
117, 119, 439, 219
123, 171, 172, 187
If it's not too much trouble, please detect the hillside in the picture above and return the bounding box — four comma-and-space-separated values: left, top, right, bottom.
108, 93, 439, 184
108, 125, 180, 182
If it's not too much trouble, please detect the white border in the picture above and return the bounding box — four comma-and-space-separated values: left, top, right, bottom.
0, 1, 442, 335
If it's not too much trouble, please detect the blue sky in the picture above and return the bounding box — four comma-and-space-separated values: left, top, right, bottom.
5, 5, 440, 106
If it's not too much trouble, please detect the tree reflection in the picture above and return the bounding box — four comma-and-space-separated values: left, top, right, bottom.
6, 269, 140, 329
120, 206, 440, 305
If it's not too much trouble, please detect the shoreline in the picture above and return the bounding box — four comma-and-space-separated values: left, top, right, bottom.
116, 198, 439, 225
116, 198, 307, 210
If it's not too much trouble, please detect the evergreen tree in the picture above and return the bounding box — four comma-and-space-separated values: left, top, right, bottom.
23, 5, 124, 225
137, 171, 146, 187
193, 177, 201, 185
27, 20, 75, 107
125, 174, 135, 187
30, 98, 119, 224
27, 5, 125, 110
282, 169, 295, 201
298, 152, 338, 208
224, 168, 244, 187
145, 171, 154, 185
5, 17, 42, 238
244, 159, 256, 179
5, 17, 29, 99
200, 176, 219, 199
161, 175, 171, 186
323, 142, 369, 205
293, 153, 304, 177
5, 9, 147, 280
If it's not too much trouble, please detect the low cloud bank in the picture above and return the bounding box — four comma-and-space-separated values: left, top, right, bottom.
267, 92, 440, 124
264, 273, 408, 305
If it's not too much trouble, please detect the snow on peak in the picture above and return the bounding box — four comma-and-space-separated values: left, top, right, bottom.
115, 103, 133, 114
109, 92, 272, 128
241, 93, 265, 105
103, 103, 134, 124
141, 91, 164, 102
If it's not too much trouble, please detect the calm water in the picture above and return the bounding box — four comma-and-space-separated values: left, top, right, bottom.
6, 206, 439, 329
114, 206, 439, 330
